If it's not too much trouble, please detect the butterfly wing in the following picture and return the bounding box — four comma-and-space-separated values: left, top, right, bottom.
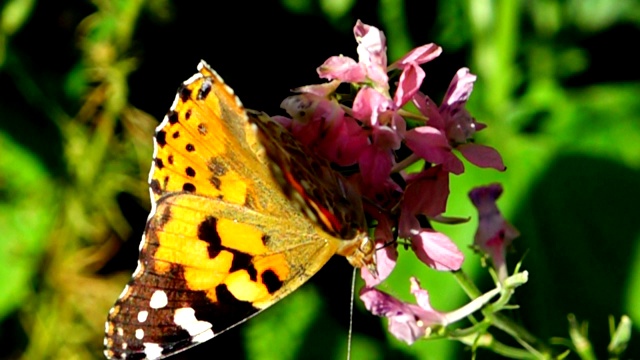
104, 61, 367, 360
104, 193, 341, 359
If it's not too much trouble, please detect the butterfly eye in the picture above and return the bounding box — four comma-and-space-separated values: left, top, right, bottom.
361, 236, 374, 257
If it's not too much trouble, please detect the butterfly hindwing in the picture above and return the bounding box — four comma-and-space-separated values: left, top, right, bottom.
105, 192, 340, 359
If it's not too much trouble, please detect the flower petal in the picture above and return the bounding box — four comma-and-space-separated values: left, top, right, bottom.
389, 43, 442, 70
405, 127, 465, 174
441, 67, 477, 113
411, 229, 464, 271
458, 143, 506, 171
317, 55, 366, 83
394, 63, 425, 107
402, 166, 450, 218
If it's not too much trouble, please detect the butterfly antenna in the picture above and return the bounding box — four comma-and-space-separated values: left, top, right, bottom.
347, 267, 357, 360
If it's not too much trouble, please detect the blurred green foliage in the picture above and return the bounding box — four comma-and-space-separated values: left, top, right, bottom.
0, 0, 638, 359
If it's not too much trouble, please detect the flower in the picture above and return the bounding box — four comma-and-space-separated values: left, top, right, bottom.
407, 68, 506, 174
469, 183, 520, 281
398, 166, 464, 271
360, 277, 447, 344
277, 94, 368, 166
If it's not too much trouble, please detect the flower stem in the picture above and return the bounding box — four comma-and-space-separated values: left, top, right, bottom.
452, 269, 552, 357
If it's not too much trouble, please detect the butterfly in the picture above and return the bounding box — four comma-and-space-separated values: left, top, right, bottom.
104, 61, 375, 359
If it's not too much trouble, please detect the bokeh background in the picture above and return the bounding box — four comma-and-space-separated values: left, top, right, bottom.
1, 0, 639, 359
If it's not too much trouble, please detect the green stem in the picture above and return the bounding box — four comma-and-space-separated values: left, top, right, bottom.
457, 332, 541, 360
452, 269, 551, 357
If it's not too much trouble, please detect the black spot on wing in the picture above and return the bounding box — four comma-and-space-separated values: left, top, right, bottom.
198, 123, 207, 135
209, 284, 257, 333
208, 157, 227, 176
183, 182, 196, 193
156, 130, 167, 147
198, 216, 222, 258
179, 84, 192, 102
261, 269, 283, 294
209, 176, 221, 190
173, 131, 180, 139
185, 109, 192, 120
229, 251, 257, 281
168, 110, 179, 124
185, 167, 196, 177
186, 144, 195, 152
155, 158, 164, 169
198, 77, 213, 100
150, 179, 162, 195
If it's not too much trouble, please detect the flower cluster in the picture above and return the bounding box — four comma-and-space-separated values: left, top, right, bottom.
274, 20, 509, 343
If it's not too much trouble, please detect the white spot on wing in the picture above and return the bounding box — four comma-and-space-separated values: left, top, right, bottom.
135, 328, 144, 340
192, 329, 215, 344
143, 343, 163, 360
132, 259, 143, 277
118, 285, 130, 300
117, 327, 124, 337
137, 310, 149, 323
149, 290, 168, 309
173, 307, 213, 337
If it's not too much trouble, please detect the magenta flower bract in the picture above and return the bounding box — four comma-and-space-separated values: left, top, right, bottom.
469, 184, 519, 280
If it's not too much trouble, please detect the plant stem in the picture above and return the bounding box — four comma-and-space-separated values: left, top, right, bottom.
452, 269, 552, 357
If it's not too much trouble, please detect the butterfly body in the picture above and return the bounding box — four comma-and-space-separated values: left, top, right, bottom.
104, 61, 373, 359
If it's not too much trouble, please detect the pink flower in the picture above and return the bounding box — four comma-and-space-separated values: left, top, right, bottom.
397, 167, 464, 271
408, 68, 505, 173
360, 277, 446, 344
469, 184, 519, 280
404, 125, 464, 174
277, 93, 368, 166
318, 20, 389, 91
361, 215, 397, 287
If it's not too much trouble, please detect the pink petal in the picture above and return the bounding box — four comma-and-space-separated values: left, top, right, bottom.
405, 126, 449, 150
294, 80, 342, 97
359, 145, 394, 191
354, 20, 388, 87
410, 277, 436, 312
360, 288, 426, 344
402, 166, 450, 218
317, 56, 366, 83
405, 127, 465, 174
317, 116, 368, 166
394, 63, 425, 107
441, 67, 477, 113
352, 87, 393, 126
469, 184, 519, 252
371, 216, 399, 283
458, 143, 506, 171
411, 229, 464, 271
412, 94, 445, 130
389, 43, 442, 70
371, 124, 402, 151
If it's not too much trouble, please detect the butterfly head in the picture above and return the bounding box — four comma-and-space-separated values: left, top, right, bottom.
339, 230, 376, 273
